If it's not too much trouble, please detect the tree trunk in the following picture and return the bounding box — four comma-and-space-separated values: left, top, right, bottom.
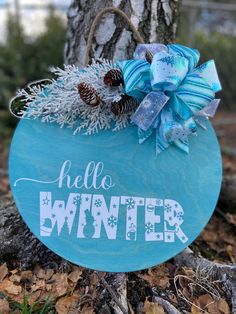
64, 0, 180, 66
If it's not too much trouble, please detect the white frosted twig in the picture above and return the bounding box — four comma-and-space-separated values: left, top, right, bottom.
14, 59, 134, 135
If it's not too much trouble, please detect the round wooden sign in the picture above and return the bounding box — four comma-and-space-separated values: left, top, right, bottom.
9, 119, 222, 272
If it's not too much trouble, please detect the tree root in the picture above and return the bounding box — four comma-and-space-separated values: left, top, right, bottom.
95, 272, 128, 314
175, 248, 236, 313
152, 294, 182, 314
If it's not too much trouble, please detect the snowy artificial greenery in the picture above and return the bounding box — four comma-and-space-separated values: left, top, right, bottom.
12, 59, 134, 135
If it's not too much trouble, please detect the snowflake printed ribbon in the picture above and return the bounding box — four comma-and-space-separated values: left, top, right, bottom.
118, 43, 222, 154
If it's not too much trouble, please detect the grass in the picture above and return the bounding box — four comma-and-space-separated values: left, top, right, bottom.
0, 292, 56, 314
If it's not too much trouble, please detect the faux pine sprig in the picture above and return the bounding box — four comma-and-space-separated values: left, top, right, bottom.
10, 59, 134, 135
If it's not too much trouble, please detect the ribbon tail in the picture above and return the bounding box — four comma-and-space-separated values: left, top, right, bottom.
131, 91, 169, 131
138, 127, 154, 144
156, 126, 170, 155
197, 98, 220, 118
156, 105, 197, 154
174, 137, 189, 154
194, 99, 220, 130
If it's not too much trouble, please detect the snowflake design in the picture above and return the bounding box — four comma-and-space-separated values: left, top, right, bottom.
164, 204, 172, 213
159, 56, 175, 67
108, 215, 117, 228
126, 198, 135, 210
156, 199, 162, 206
73, 195, 81, 206
145, 222, 154, 234
94, 199, 102, 208
176, 212, 183, 218
196, 62, 208, 73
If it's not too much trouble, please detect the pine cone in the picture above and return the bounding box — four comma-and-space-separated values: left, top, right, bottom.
111, 94, 138, 115
104, 69, 124, 86
78, 82, 100, 106
145, 50, 153, 64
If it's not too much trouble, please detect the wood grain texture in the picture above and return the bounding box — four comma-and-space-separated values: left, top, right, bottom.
8, 119, 222, 272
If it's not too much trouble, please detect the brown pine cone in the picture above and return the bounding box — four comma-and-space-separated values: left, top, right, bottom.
104, 69, 124, 87
78, 82, 100, 106
145, 50, 153, 64
111, 94, 138, 115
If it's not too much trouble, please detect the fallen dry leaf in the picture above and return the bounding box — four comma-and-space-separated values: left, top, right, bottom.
10, 293, 24, 304
36, 269, 46, 279
68, 268, 83, 283
182, 267, 195, 277
55, 295, 79, 314
27, 290, 41, 305
51, 273, 68, 297
226, 213, 236, 226
9, 274, 21, 283
143, 298, 165, 314
168, 293, 177, 305
89, 272, 99, 287
0, 299, 10, 314
31, 279, 46, 292
138, 264, 170, 289
0, 279, 22, 296
10, 269, 18, 275
226, 245, 236, 263
20, 270, 33, 282
191, 294, 230, 314
0, 264, 8, 282
198, 215, 236, 262
45, 269, 54, 280
81, 304, 95, 314
217, 298, 230, 314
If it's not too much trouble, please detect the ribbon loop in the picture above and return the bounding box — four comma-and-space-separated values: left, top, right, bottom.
176, 73, 215, 113
118, 59, 151, 101
134, 43, 167, 60
118, 43, 221, 154
167, 43, 200, 71
150, 52, 189, 91
193, 60, 222, 92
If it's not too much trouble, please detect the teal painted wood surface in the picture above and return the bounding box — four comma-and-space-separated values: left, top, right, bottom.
9, 119, 222, 272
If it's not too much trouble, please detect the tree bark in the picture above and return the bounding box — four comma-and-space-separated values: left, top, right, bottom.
64, 0, 180, 66
0, 197, 61, 268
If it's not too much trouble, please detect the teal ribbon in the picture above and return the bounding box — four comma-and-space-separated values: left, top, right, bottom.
118, 43, 221, 154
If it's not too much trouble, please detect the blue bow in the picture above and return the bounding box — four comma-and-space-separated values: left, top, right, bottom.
118, 43, 221, 154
